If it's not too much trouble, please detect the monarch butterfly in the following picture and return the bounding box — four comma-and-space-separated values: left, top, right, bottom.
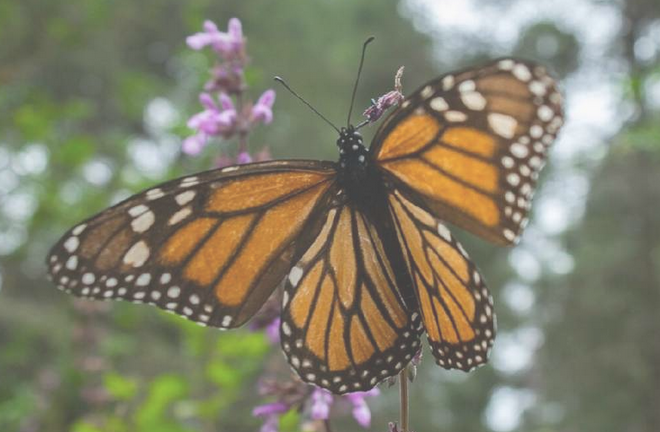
47, 54, 563, 394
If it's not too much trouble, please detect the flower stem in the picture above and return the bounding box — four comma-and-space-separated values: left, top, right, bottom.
399, 367, 409, 432
324, 419, 333, 432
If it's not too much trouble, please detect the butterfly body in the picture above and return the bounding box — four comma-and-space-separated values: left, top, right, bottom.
48, 58, 563, 394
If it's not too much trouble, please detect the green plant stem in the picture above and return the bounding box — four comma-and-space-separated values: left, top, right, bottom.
399, 367, 409, 432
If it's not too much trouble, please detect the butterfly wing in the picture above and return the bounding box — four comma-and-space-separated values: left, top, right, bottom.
280, 204, 423, 394
371, 58, 563, 245
388, 189, 495, 370
47, 160, 336, 329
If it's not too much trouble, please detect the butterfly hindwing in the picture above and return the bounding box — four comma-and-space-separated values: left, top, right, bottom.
47, 161, 336, 329
372, 58, 563, 245
388, 189, 495, 371
280, 204, 422, 394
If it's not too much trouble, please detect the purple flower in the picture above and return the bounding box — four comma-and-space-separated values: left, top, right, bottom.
182, 133, 208, 156
310, 389, 334, 420
363, 66, 405, 123
214, 154, 234, 168
345, 388, 380, 428
236, 151, 253, 164
363, 90, 404, 122
253, 401, 290, 417
260, 415, 279, 432
251, 90, 276, 125
183, 93, 238, 155
187, 18, 245, 59
205, 63, 244, 93
264, 317, 280, 344
253, 401, 290, 432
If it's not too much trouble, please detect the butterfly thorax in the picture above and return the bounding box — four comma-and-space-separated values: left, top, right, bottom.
336, 126, 378, 206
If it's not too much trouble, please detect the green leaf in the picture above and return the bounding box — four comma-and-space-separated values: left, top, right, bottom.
55, 135, 96, 166
103, 371, 138, 401
215, 331, 269, 358
134, 374, 189, 429
71, 422, 105, 432
279, 408, 300, 432
206, 360, 241, 389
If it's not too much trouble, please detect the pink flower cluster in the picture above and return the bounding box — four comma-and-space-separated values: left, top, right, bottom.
183, 18, 275, 160
253, 381, 380, 432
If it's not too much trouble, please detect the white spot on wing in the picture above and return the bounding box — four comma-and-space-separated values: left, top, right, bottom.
64, 236, 79, 252
488, 113, 517, 139
175, 190, 196, 206
66, 255, 78, 270
430, 97, 448, 111
131, 210, 155, 233
498, 59, 514, 70
437, 223, 452, 241
146, 188, 165, 200
442, 75, 454, 90
510, 143, 529, 158
538, 105, 553, 122
136, 273, 151, 286
512, 63, 532, 81
444, 111, 467, 122
72, 224, 87, 236
420, 85, 434, 98
168, 207, 192, 225
461, 91, 487, 110
128, 204, 149, 217
288, 266, 303, 287
82, 273, 95, 285
123, 241, 150, 267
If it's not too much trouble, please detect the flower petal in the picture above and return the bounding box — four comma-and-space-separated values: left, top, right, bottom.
351, 399, 371, 428
203, 20, 219, 33
182, 134, 207, 155
310, 389, 333, 420
253, 402, 289, 417
186, 33, 216, 50
236, 151, 253, 165
257, 89, 276, 107
228, 18, 243, 39
218, 93, 235, 111
199, 93, 217, 111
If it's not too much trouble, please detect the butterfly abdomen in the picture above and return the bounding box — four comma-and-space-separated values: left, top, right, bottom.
334, 127, 420, 315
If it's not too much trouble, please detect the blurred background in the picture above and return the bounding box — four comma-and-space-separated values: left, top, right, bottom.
1, 0, 659, 431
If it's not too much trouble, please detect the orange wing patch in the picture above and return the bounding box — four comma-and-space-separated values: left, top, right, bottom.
377, 114, 440, 160
383, 158, 500, 228
441, 127, 497, 157
373, 58, 564, 245
280, 205, 422, 394
388, 190, 495, 371
207, 171, 330, 212
46, 161, 336, 331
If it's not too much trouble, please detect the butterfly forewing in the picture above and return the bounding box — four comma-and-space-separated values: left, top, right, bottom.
372, 58, 563, 245
280, 204, 422, 394
388, 189, 495, 370
47, 161, 336, 329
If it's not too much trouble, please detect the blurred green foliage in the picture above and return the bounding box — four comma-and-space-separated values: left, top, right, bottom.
1, 0, 659, 431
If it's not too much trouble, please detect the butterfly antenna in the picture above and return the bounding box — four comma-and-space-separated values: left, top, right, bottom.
274, 76, 340, 133
347, 36, 375, 127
